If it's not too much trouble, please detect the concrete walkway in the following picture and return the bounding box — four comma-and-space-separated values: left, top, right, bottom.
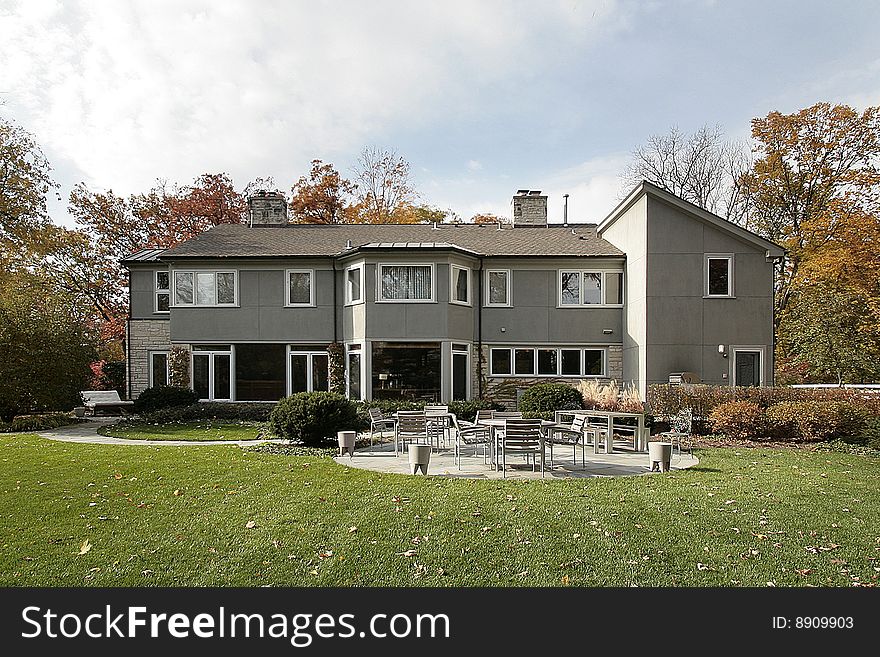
335, 439, 699, 480
36, 417, 283, 447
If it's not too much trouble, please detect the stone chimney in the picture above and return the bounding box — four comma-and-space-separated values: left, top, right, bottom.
248, 191, 288, 227
511, 190, 547, 227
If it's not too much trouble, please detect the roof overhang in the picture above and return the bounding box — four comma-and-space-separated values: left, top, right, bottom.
598, 181, 786, 259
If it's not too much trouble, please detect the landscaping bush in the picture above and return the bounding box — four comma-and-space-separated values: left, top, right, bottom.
270, 392, 359, 446
765, 401, 870, 442
709, 401, 768, 440
0, 412, 81, 433
140, 402, 275, 423
133, 386, 199, 415
519, 383, 583, 420
448, 399, 505, 422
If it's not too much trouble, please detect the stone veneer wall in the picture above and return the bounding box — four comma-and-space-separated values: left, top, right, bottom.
128, 319, 173, 399
478, 344, 623, 410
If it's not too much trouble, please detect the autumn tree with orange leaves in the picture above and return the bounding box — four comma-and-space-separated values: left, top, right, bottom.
740, 103, 880, 382
289, 160, 357, 224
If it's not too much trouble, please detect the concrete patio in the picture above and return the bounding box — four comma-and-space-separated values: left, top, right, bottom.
334, 438, 699, 480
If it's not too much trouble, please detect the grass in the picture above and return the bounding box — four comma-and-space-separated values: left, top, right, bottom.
98, 420, 268, 442
1, 433, 878, 587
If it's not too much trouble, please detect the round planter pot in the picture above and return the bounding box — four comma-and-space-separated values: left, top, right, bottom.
337, 431, 356, 458
73, 406, 86, 418
408, 444, 432, 475
648, 441, 673, 472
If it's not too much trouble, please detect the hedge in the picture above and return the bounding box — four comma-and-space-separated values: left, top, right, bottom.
140, 402, 276, 424
709, 399, 873, 442
133, 386, 199, 415
649, 384, 880, 424
0, 412, 82, 433
519, 383, 584, 420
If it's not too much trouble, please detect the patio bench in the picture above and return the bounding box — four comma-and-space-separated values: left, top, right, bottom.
80, 390, 134, 416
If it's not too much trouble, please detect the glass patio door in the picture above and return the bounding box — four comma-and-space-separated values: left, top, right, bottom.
192, 347, 232, 400
451, 344, 469, 401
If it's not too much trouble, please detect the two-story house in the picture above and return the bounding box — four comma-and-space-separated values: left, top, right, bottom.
122, 182, 784, 407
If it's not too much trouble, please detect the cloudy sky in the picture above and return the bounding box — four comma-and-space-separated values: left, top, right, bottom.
2, 0, 879, 227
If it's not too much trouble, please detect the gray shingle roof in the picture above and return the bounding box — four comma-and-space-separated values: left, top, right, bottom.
154, 223, 624, 259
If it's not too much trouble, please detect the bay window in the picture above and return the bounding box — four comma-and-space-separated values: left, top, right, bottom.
379, 264, 434, 302
450, 265, 470, 305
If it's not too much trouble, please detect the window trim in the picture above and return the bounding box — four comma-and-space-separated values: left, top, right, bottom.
377, 263, 436, 303
155, 271, 170, 314
485, 269, 512, 307
286, 345, 330, 394
488, 346, 607, 378
557, 270, 624, 308
449, 265, 471, 306
704, 253, 735, 298
285, 269, 316, 307
190, 345, 233, 401
729, 345, 765, 387
149, 350, 170, 387
172, 269, 238, 308
345, 263, 364, 305
489, 347, 512, 376
345, 342, 365, 400
450, 342, 471, 401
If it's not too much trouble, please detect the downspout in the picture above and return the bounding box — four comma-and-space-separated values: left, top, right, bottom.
477, 256, 483, 399
126, 269, 132, 399
332, 258, 338, 344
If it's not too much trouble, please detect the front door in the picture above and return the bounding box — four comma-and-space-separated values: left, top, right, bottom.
734, 350, 761, 387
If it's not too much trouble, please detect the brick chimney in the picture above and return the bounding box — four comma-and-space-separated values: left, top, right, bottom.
511, 190, 547, 227
247, 191, 288, 227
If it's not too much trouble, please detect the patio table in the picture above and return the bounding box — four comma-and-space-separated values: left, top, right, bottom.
555, 410, 648, 454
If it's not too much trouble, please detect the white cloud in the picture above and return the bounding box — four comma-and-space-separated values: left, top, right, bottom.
540, 153, 633, 224
466, 160, 482, 172
0, 0, 627, 220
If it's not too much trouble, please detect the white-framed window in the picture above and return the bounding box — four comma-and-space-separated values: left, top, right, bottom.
451, 342, 470, 401
155, 271, 170, 313
485, 269, 511, 307
286, 269, 315, 307
558, 270, 624, 307
705, 254, 734, 297
346, 343, 363, 400
288, 346, 329, 393
450, 265, 470, 306
191, 345, 232, 400
149, 351, 169, 386
378, 264, 434, 302
346, 264, 364, 304
173, 271, 237, 307
489, 346, 606, 377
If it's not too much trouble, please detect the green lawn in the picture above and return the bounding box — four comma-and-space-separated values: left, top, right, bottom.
1, 433, 878, 586
98, 420, 268, 442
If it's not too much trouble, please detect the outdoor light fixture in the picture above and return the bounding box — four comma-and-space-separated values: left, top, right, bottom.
718, 344, 727, 358
602, 329, 613, 334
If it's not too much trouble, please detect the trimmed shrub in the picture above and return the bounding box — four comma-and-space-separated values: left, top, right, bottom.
270, 392, 359, 446
448, 399, 505, 422
519, 383, 583, 420
133, 386, 199, 415
766, 401, 870, 442
0, 412, 81, 433
709, 401, 767, 440
141, 402, 275, 423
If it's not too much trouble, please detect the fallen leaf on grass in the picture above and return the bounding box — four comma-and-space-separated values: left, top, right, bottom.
113, 473, 123, 480
173, 489, 182, 496
78, 540, 92, 555
245, 520, 256, 529
348, 526, 358, 533
399, 549, 417, 558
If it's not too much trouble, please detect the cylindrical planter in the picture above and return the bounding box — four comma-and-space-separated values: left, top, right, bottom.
408, 444, 432, 475
648, 441, 673, 472
337, 431, 356, 458
73, 406, 86, 418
